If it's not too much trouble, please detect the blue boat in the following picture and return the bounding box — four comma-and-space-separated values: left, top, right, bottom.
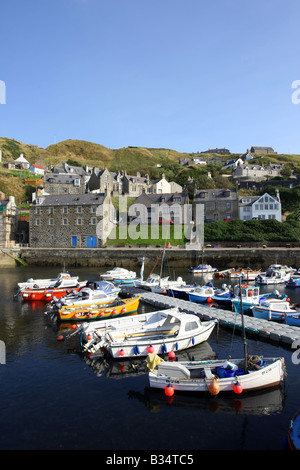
252, 298, 300, 322
285, 276, 300, 288
232, 285, 287, 315
288, 409, 300, 449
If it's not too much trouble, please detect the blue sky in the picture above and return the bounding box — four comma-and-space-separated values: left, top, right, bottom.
1, 0, 300, 154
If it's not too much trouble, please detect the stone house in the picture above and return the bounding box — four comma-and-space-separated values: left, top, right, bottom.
250, 146, 277, 155
129, 192, 189, 225
232, 162, 284, 182
14, 154, 30, 170
44, 173, 86, 195
239, 191, 282, 222
87, 168, 124, 196
30, 193, 114, 248
0, 196, 18, 247
194, 188, 239, 222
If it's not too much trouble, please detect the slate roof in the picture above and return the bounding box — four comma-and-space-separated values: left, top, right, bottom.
33, 193, 106, 206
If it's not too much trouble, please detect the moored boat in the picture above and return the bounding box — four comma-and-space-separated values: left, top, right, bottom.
20, 278, 87, 302
57, 295, 141, 322
188, 264, 217, 274
100, 267, 137, 281
285, 276, 300, 288
17, 271, 80, 290
232, 285, 287, 315
80, 308, 217, 358
188, 284, 215, 303
252, 298, 300, 323
147, 355, 286, 395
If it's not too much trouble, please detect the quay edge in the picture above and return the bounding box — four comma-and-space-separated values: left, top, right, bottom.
15, 246, 300, 269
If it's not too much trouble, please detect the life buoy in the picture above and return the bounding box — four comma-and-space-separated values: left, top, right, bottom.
248, 290, 253, 297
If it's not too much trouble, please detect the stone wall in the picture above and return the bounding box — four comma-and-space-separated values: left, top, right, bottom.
19, 246, 300, 269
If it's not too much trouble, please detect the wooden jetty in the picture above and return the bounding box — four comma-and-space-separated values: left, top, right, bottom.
122, 287, 300, 349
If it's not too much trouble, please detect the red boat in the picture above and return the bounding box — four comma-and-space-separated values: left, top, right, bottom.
20, 281, 86, 302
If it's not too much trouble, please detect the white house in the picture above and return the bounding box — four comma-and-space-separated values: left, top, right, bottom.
239, 191, 281, 222
14, 154, 30, 170
29, 163, 45, 176
151, 173, 182, 194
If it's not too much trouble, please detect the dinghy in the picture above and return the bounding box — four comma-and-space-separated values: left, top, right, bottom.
100, 267, 137, 281
252, 298, 300, 323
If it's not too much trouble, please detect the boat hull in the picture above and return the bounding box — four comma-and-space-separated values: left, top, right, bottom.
288, 409, 300, 450
58, 296, 141, 322
106, 320, 217, 359
21, 284, 84, 302
148, 358, 285, 395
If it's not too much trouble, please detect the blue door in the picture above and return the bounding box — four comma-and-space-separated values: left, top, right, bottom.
72, 236, 77, 247
86, 236, 97, 248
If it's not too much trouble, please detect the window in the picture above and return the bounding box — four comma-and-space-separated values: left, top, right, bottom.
35, 207, 41, 215
226, 202, 231, 209
91, 206, 96, 213
63, 207, 68, 214
48, 207, 54, 214
48, 218, 54, 225
90, 217, 96, 225
77, 206, 82, 213
62, 218, 68, 225
76, 218, 82, 225
35, 219, 40, 226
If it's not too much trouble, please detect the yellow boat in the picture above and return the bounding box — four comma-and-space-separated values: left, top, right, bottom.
58, 296, 141, 322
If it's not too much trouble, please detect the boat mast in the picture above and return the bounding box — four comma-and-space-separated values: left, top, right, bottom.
239, 277, 248, 372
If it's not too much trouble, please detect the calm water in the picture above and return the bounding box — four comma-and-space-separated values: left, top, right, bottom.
0, 264, 299, 451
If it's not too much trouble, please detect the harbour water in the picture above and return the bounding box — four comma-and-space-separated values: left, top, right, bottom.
0, 264, 300, 451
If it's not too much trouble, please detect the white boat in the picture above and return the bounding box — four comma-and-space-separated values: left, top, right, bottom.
188, 264, 217, 274
255, 269, 291, 285
50, 281, 120, 310
150, 277, 186, 294
80, 308, 217, 358
18, 271, 79, 290
252, 298, 300, 323
100, 267, 136, 281
147, 355, 285, 395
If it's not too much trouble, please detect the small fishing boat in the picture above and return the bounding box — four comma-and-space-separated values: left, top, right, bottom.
211, 284, 234, 307
51, 281, 119, 310
147, 355, 286, 396
150, 277, 186, 294
57, 295, 141, 322
17, 271, 80, 290
232, 285, 287, 315
285, 276, 300, 288
166, 284, 200, 300
100, 267, 137, 281
252, 299, 300, 323
20, 278, 86, 302
188, 284, 215, 303
80, 308, 217, 358
188, 264, 217, 274
288, 409, 300, 450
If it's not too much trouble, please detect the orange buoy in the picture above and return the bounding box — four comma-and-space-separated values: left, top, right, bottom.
119, 349, 125, 356
233, 382, 243, 394
112, 309, 118, 315
57, 335, 64, 341
168, 351, 175, 359
209, 379, 220, 396
87, 334, 92, 341
121, 308, 127, 313
71, 324, 78, 329
147, 345, 154, 353
165, 385, 174, 397
207, 297, 213, 303
99, 311, 105, 316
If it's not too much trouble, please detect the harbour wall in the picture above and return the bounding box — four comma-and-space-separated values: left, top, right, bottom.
18, 246, 300, 269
